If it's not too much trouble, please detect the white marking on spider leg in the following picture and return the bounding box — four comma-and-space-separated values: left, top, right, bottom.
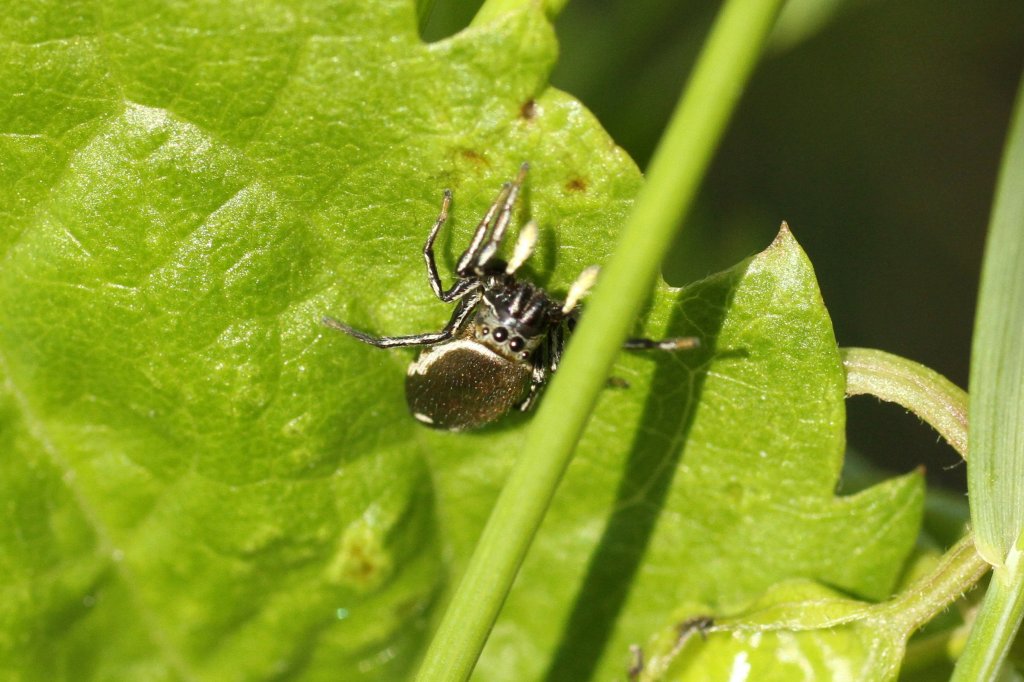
505, 221, 538, 274
562, 265, 600, 314
660, 337, 700, 350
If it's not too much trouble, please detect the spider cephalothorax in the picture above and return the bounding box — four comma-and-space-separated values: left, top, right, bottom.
324, 164, 697, 431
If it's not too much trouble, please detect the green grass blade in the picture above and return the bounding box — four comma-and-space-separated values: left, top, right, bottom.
414, 1, 785, 680
951, 68, 1024, 680
967, 68, 1024, 568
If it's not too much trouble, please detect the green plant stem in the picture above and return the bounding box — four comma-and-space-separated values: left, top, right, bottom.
413, 2, 785, 680
712, 535, 987, 647
882, 534, 989, 633
952, 544, 1024, 681
840, 347, 968, 460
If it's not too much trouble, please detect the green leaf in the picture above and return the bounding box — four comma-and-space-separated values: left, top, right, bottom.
635, 536, 987, 682
637, 581, 904, 682
0, 2, 923, 680
428, 228, 924, 681
419, 2, 785, 677
968, 68, 1024, 567
0, 2, 637, 679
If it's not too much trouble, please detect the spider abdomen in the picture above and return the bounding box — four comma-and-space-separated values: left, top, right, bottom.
405, 339, 532, 431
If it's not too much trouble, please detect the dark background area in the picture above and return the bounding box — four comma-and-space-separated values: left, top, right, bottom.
425, 0, 1024, 491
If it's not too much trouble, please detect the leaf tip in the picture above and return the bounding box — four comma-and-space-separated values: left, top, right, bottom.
772, 220, 793, 245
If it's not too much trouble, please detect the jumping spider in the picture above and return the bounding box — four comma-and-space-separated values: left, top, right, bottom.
324, 164, 698, 431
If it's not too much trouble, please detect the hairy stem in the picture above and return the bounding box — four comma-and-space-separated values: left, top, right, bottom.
841, 347, 968, 460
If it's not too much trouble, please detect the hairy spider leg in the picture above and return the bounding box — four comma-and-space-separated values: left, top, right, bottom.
456, 162, 529, 275
422, 188, 452, 298
519, 310, 573, 412
321, 292, 480, 348
474, 162, 529, 270
456, 181, 513, 275
519, 332, 555, 412
559, 266, 701, 351
623, 336, 701, 351
548, 320, 568, 372
422, 189, 477, 302
559, 302, 701, 354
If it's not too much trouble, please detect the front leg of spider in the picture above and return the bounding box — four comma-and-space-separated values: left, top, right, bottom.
321, 293, 478, 349
323, 163, 699, 431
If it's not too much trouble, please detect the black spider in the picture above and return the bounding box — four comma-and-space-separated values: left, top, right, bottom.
324, 164, 698, 430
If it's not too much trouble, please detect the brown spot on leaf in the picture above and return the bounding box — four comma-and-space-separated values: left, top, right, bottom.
328, 520, 393, 591
520, 99, 537, 120
459, 148, 489, 168
565, 176, 588, 193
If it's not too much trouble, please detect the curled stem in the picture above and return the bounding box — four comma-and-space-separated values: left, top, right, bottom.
841, 347, 967, 460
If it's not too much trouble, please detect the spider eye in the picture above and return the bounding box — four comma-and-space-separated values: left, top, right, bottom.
493, 327, 509, 342
509, 337, 525, 352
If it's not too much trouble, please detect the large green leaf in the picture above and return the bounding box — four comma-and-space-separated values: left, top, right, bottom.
0, 1, 923, 680
437, 227, 924, 681
0, 2, 633, 679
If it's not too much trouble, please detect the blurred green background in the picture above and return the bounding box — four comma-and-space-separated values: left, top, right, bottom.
424, 0, 1024, 491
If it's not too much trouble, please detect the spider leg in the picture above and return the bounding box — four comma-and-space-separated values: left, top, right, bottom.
323, 292, 479, 349
549, 320, 567, 372
628, 645, 644, 681
562, 305, 700, 352
456, 182, 512, 275
518, 348, 550, 412
456, 163, 529, 275
421, 189, 481, 302
422, 189, 456, 299
473, 163, 529, 270
623, 336, 700, 351
518, 320, 564, 412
